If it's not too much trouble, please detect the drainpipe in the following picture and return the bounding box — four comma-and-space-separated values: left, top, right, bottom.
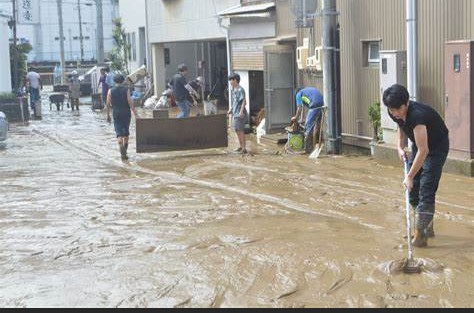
219, 17, 233, 111
407, 0, 418, 101
322, 0, 342, 154
144, 0, 153, 75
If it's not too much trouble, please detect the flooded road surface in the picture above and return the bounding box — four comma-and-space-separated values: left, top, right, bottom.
0, 101, 473, 308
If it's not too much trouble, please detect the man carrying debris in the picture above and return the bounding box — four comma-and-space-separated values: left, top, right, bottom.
384, 84, 450, 248
171, 64, 191, 118
291, 87, 324, 153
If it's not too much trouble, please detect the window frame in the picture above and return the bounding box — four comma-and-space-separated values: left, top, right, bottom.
361, 39, 382, 68
367, 41, 380, 64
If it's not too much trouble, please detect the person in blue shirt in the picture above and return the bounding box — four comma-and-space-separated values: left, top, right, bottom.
291, 87, 324, 152
105, 67, 115, 90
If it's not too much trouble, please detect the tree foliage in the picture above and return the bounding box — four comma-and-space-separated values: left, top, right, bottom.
109, 18, 130, 74
10, 42, 33, 92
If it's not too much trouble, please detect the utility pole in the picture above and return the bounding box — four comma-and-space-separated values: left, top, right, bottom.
78, 0, 84, 61
11, 0, 18, 92
95, 0, 104, 64
57, 0, 66, 84
322, 0, 342, 155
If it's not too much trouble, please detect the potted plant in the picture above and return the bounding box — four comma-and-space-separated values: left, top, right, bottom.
368, 101, 382, 156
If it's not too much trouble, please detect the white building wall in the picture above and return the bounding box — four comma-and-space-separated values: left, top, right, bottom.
146, 0, 240, 43
0, 15, 11, 93
146, 0, 238, 96
0, 0, 118, 62
119, 0, 147, 72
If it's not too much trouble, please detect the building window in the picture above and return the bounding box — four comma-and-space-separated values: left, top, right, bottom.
454, 54, 461, 73
368, 42, 380, 63
362, 40, 381, 67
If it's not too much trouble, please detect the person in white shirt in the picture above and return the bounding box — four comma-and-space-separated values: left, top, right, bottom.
25, 68, 43, 111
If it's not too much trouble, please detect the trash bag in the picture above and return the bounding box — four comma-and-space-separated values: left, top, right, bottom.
204, 100, 217, 116
256, 118, 266, 144
144, 96, 158, 109
155, 95, 170, 109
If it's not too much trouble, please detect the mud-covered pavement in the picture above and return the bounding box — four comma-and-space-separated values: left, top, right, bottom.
0, 100, 473, 308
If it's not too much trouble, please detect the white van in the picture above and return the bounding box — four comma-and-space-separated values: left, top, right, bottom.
0, 112, 8, 142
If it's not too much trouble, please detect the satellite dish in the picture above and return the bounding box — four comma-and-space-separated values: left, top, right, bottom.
290, 0, 318, 19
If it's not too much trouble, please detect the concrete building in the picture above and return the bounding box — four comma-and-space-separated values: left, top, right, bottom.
219, 0, 297, 132
296, 0, 474, 175
0, 13, 12, 93
118, 0, 148, 73
0, 0, 118, 62
145, 0, 240, 101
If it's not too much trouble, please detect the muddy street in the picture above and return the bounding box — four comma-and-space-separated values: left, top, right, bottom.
0, 104, 473, 308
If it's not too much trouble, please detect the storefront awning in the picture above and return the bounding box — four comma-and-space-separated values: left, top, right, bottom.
218, 2, 275, 18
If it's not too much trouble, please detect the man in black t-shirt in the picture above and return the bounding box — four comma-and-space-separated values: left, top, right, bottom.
383, 84, 450, 248
171, 64, 191, 118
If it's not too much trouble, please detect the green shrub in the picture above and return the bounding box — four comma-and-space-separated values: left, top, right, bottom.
0, 93, 17, 104
368, 101, 382, 142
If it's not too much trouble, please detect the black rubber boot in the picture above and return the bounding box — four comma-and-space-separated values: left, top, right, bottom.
412, 229, 428, 248
124, 143, 129, 160
426, 220, 435, 238
119, 144, 126, 160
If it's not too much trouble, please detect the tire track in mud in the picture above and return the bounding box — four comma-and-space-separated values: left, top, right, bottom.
31, 128, 383, 230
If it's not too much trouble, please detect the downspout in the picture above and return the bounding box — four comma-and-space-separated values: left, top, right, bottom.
407, 0, 418, 101
219, 17, 233, 111
145, 0, 152, 73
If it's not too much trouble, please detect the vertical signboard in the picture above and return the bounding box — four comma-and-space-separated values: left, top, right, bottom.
17, 0, 40, 24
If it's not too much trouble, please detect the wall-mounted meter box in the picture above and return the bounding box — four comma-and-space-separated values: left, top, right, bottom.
445, 41, 474, 159
297, 46, 309, 70
379, 50, 407, 145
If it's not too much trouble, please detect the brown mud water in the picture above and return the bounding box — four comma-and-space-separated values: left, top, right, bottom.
0, 97, 473, 308
378, 258, 444, 276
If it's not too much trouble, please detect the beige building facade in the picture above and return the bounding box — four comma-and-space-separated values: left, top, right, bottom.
298, 0, 474, 149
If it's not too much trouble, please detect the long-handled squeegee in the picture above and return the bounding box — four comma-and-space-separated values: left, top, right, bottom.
402, 154, 423, 274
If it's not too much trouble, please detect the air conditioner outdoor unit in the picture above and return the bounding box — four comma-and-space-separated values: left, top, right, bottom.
306, 56, 316, 68
315, 46, 323, 72
297, 46, 309, 70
